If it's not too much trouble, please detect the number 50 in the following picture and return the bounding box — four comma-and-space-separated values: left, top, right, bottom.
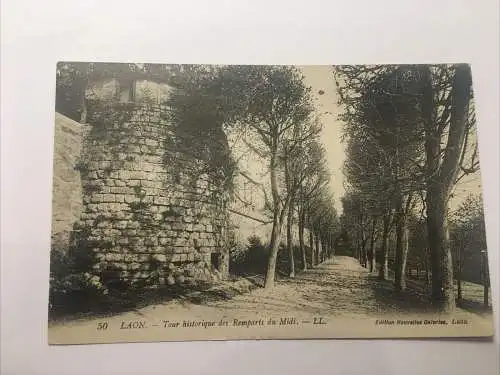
97, 322, 108, 330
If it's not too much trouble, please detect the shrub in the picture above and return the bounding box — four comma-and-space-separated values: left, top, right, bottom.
229, 235, 269, 275
48, 243, 107, 315
229, 235, 316, 276
276, 243, 310, 273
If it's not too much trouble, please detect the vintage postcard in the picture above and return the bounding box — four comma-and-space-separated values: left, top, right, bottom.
48, 62, 494, 345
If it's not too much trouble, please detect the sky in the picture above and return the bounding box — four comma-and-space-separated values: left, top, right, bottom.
299, 65, 484, 214
299, 65, 346, 213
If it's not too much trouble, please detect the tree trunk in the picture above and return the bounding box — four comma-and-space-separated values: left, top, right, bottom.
309, 229, 314, 268
264, 206, 282, 289
379, 214, 391, 280
361, 222, 368, 268
425, 255, 431, 287
299, 208, 307, 271
427, 186, 455, 309
287, 196, 295, 278
394, 223, 408, 291
331, 234, 336, 259
484, 285, 489, 308
314, 232, 321, 266
423, 64, 471, 312
482, 250, 489, 308
327, 236, 330, 260
457, 270, 462, 302
368, 218, 377, 273
394, 196, 409, 292
264, 147, 285, 289
361, 239, 367, 268
456, 248, 463, 302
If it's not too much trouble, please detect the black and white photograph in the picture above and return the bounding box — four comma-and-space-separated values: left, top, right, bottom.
47, 62, 494, 344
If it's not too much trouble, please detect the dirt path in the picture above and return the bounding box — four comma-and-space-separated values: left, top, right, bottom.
48, 256, 492, 342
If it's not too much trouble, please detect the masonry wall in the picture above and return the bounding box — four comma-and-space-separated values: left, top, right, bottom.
51, 113, 86, 251
75, 102, 230, 287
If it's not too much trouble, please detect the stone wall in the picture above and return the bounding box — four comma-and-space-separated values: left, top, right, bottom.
51, 113, 87, 251
74, 102, 230, 287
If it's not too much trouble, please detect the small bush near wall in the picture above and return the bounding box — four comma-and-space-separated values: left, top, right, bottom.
230, 235, 269, 275
230, 235, 313, 277
49, 246, 107, 316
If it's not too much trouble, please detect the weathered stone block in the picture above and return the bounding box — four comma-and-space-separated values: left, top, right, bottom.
173, 246, 186, 254
110, 186, 132, 194
118, 238, 129, 245
128, 262, 140, 271
128, 237, 144, 246
172, 222, 185, 231
174, 238, 187, 246
124, 195, 140, 204
141, 196, 154, 204
103, 194, 116, 202
153, 196, 168, 206
193, 224, 204, 232
102, 228, 121, 237
144, 238, 157, 247
158, 237, 170, 246
118, 170, 131, 180
153, 254, 167, 262
123, 254, 138, 262
127, 180, 141, 187
105, 253, 123, 262
114, 195, 125, 203
127, 221, 140, 229
91, 194, 104, 203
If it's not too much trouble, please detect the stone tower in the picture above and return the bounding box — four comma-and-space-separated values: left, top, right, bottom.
72, 76, 230, 288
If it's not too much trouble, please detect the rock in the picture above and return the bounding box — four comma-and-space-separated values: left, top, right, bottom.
166, 275, 176, 285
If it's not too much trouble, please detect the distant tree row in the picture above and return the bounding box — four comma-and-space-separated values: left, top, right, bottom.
335, 64, 486, 311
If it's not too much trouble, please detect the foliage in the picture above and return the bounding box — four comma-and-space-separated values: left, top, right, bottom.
214, 65, 318, 288
336, 64, 481, 308
164, 65, 239, 194
230, 235, 269, 275
229, 235, 313, 277
49, 245, 107, 314
450, 193, 487, 284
